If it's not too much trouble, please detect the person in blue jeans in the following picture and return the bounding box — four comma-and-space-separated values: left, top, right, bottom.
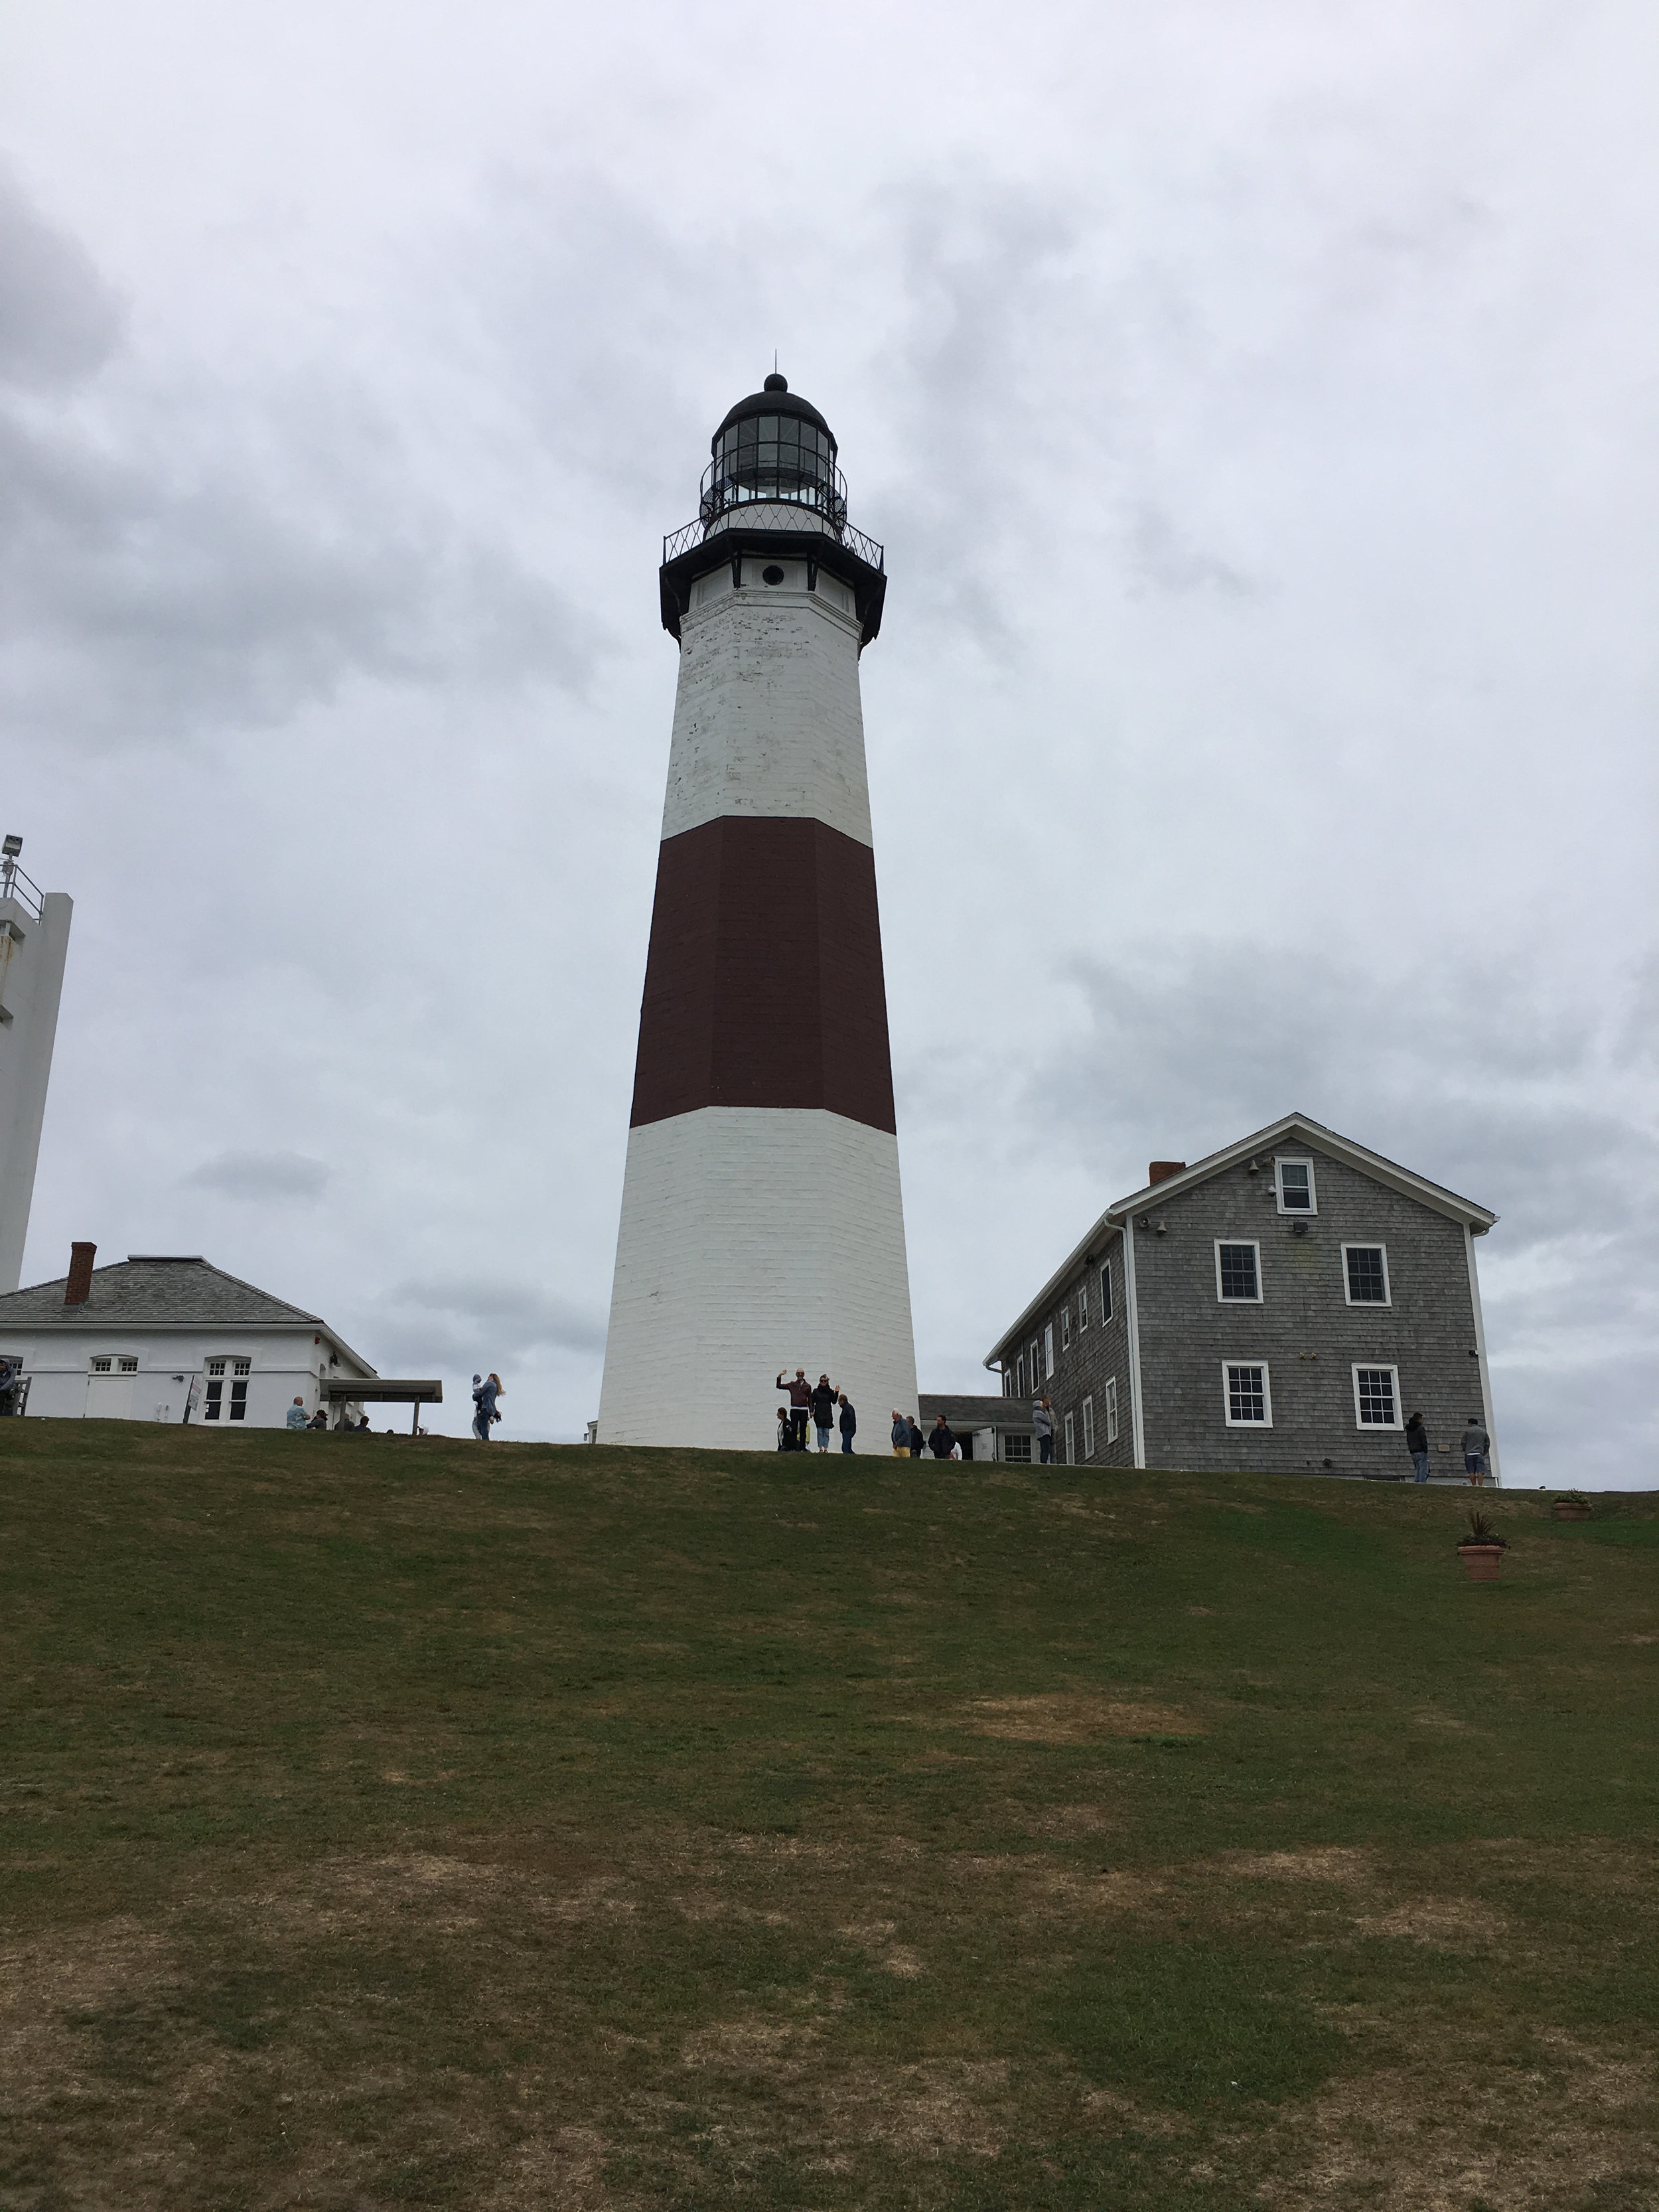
809, 1374, 839, 1452
837, 1394, 857, 1453
1033, 1396, 1056, 1464
1406, 1409, 1431, 1483
472, 1371, 502, 1441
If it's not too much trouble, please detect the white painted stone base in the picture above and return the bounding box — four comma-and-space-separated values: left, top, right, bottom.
597, 1108, 918, 1451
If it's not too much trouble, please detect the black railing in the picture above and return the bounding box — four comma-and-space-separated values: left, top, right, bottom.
663, 507, 884, 573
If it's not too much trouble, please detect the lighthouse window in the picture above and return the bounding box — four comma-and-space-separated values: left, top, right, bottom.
713, 413, 837, 511
762, 565, 785, 585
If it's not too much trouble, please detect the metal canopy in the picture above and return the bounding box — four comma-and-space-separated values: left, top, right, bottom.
324, 1377, 443, 1435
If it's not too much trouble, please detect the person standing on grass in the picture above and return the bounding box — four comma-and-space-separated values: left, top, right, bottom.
891, 1410, 909, 1456
810, 1373, 839, 1452
906, 1415, 925, 1458
1461, 1413, 1490, 1486
1406, 1410, 1431, 1484
837, 1393, 857, 1454
1033, 1396, 1056, 1465
929, 1414, 956, 1459
286, 1396, 308, 1430
776, 1405, 796, 1451
472, 1372, 502, 1442
776, 1366, 812, 1451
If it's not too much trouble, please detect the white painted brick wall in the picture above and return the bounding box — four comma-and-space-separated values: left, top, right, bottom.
661, 583, 873, 848
597, 1107, 919, 1450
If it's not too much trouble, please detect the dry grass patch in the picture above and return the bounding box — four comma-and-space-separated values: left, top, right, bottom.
958, 1693, 1206, 1743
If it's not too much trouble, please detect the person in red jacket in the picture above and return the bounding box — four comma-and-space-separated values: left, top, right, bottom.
776, 1367, 812, 1451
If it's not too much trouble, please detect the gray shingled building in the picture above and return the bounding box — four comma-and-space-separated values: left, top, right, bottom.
981, 1114, 1499, 1481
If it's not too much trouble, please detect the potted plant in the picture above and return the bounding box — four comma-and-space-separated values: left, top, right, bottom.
1551, 1490, 1593, 1522
1457, 1509, 1507, 1582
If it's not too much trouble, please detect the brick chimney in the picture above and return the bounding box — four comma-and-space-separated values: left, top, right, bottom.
64, 1242, 96, 1305
1148, 1161, 1186, 1185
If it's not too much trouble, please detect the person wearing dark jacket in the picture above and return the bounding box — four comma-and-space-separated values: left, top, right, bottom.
776, 1406, 796, 1451
810, 1374, 839, 1452
837, 1394, 857, 1453
906, 1417, 925, 1457
1406, 1411, 1431, 1483
1461, 1415, 1491, 1486
776, 1368, 812, 1451
928, 1416, 956, 1459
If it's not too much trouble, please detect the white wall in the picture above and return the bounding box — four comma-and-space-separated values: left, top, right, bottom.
0, 1324, 371, 1427
662, 581, 873, 848
0, 890, 73, 1294
597, 1106, 919, 1450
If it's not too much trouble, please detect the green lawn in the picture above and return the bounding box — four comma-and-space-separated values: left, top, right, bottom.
2, 1422, 1656, 2210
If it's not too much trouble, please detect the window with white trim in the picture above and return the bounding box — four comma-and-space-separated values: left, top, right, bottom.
1352, 1365, 1401, 1428
204, 1356, 252, 1422
1043, 1326, 1054, 1380
1060, 1304, 1072, 1351
1275, 1158, 1317, 1214
1063, 1411, 1075, 1463
1078, 1278, 1090, 1332
1100, 1258, 1113, 1321
90, 1356, 112, 1373
1003, 1432, 1032, 1462
1343, 1244, 1390, 1305
1105, 1376, 1119, 1443
1030, 1338, 1041, 1392
1082, 1394, 1095, 1457
1215, 1241, 1262, 1302
1224, 1362, 1273, 1426
1016, 1352, 1027, 1396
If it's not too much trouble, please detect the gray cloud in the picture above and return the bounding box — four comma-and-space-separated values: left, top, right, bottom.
377, 1278, 608, 1368
187, 1151, 332, 1201
0, 162, 123, 388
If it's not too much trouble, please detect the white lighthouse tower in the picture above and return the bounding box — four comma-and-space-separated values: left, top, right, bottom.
597, 374, 918, 1449
0, 837, 74, 1294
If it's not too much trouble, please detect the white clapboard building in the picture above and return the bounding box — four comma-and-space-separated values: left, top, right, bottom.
0, 1245, 436, 1430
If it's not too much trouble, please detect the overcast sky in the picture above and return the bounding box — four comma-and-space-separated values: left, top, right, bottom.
2, 1, 1654, 1481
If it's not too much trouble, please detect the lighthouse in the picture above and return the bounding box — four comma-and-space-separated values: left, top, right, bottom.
596, 374, 918, 1449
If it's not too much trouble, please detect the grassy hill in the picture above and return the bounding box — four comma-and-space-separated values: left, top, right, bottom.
2, 1422, 1656, 2210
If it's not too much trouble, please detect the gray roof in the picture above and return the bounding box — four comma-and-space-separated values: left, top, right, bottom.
0, 1256, 325, 1329
920, 1393, 1033, 1430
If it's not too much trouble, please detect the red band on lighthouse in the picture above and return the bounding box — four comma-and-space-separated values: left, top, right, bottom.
630, 816, 897, 1135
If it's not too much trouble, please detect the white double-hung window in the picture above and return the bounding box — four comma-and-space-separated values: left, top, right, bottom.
204, 1357, 252, 1422
1275, 1159, 1317, 1214
1352, 1366, 1402, 1428
1043, 1325, 1054, 1380
1224, 1363, 1273, 1426
1105, 1377, 1119, 1443
1214, 1241, 1262, 1301
1343, 1245, 1390, 1304
1082, 1394, 1095, 1457
1060, 1304, 1072, 1351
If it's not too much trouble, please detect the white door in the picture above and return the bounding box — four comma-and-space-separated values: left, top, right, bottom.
84, 1375, 136, 1420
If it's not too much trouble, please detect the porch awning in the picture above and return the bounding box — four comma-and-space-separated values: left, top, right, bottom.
324, 1378, 443, 1404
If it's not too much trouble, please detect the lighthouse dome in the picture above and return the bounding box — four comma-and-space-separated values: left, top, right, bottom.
703, 373, 843, 530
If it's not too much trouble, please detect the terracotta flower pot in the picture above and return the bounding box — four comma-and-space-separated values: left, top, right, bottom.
1457, 1543, 1505, 1582
1551, 1500, 1592, 1522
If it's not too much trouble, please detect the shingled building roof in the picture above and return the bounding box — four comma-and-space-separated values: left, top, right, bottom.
0, 1257, 325, 1329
